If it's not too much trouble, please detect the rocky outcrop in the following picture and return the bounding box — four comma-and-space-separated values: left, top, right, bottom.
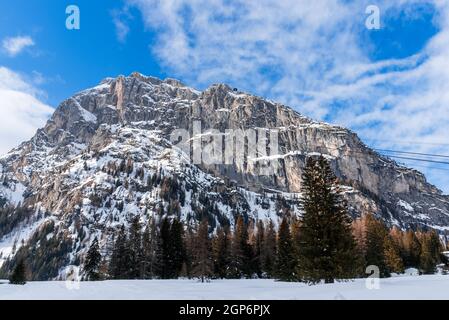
0, 72, 448, 279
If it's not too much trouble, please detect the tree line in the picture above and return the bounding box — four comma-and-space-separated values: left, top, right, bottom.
82, 156, 447, 284
8, 156, 448, 284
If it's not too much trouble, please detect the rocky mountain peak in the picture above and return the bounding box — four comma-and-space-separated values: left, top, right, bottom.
0, 72, 448, 279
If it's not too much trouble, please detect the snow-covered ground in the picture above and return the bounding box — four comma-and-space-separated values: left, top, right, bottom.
1, 275, 449, 300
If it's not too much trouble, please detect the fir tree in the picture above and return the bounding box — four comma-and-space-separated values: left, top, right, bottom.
160, 218, 185, 279
212, 226, 231, 279
290, 217, 301, 263
253, 220, 265, 278
170, 218, 185, 278
84, 237, 102, 281
229, 216, 253, 278
419, 230, 442, 274
276, 218, 296, 281
141, 218, 162, 279
192, 219, 213, 282
109, 225, 130, 279
364, 214, 390, 277
297, 156, 358, 284
128, 216, 143, 279
9, 259, 26, 285
160, 217, 173, 279
183, 224, 196, 278
262, 220, 277, 278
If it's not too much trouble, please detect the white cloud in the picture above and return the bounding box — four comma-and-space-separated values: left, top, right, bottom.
0, 67, 53, 155
125, 0, 449, 193
112, 8, 133, 43
2, 36, 35, 57
114, 18, 130, 43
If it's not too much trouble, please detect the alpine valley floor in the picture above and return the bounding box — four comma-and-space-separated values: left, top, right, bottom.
1, 275, 449, 300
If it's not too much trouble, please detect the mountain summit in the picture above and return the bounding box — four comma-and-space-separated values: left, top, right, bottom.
0, 73, 448, 279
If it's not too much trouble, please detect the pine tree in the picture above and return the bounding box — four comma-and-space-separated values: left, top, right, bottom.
182, 224, 196, 278
84, 237, 102, 281
290, 217, 301, 263
9, 259, 26, 285
297, 156, 358, 284
253, 220, 265, 278
212, 226, 231, 279
276, 218, 296, 281
160, 217, 173, 279
128, 216, 143, 279
229, 216, 253, 278
419, 230, 442, 274
160, 218, 185, 279
141, 223, 152, 278
170, 218, 185, 278
192, 219, 213, 282
141, 218, 162, 279
109, 225, 130, 279
262, 220, 277, 278
364, 214, 390, 277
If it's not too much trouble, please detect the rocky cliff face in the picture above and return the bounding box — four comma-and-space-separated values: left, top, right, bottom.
0, 72, 448, 279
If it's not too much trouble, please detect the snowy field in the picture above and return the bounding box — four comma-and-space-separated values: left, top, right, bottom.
1, 275, 449, 300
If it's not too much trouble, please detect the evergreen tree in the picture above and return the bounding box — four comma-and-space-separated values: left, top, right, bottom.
297, 156, 358, 284
262, 220, 277, 278
170, 218, 185, 278
290, 217, 301, 264
253, 220, 265, 278
192, 219, 213, 282
229, 216, 253, 278
84, 237, 102, 281
364, 214, 390, 277
160, 217, 173, 279
212, 226, 231, 279
9, 259, 26, 285
276, 218, 296, 281
141, 223, 152, 278
182, 224, 196, 278
142, 218, 162, 279
419, 230, 442, 274
109, 225, 130, 279
128, 216, 143, 279
160, 218, 185, 279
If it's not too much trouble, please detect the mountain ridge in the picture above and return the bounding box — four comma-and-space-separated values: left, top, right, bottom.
0, 72, 448, 279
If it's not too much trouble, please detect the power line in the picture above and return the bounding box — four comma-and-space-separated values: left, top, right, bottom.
383, 155, 449, 165
390, 162, 449, 172
367, 138, 449, 147
375, 148, 449, 159
299, 146, 449, 171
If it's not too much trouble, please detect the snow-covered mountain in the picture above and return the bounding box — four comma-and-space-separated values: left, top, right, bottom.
1, 72, 448, 279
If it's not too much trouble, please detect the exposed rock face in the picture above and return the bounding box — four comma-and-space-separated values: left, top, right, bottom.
0, 72, 448, 279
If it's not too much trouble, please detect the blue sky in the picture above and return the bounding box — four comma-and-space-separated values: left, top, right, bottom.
1, 0, 449, 193
0, 0, 167, 105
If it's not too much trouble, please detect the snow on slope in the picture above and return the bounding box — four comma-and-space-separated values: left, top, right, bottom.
1, 276, 449, 300
1, 72, 449, 280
